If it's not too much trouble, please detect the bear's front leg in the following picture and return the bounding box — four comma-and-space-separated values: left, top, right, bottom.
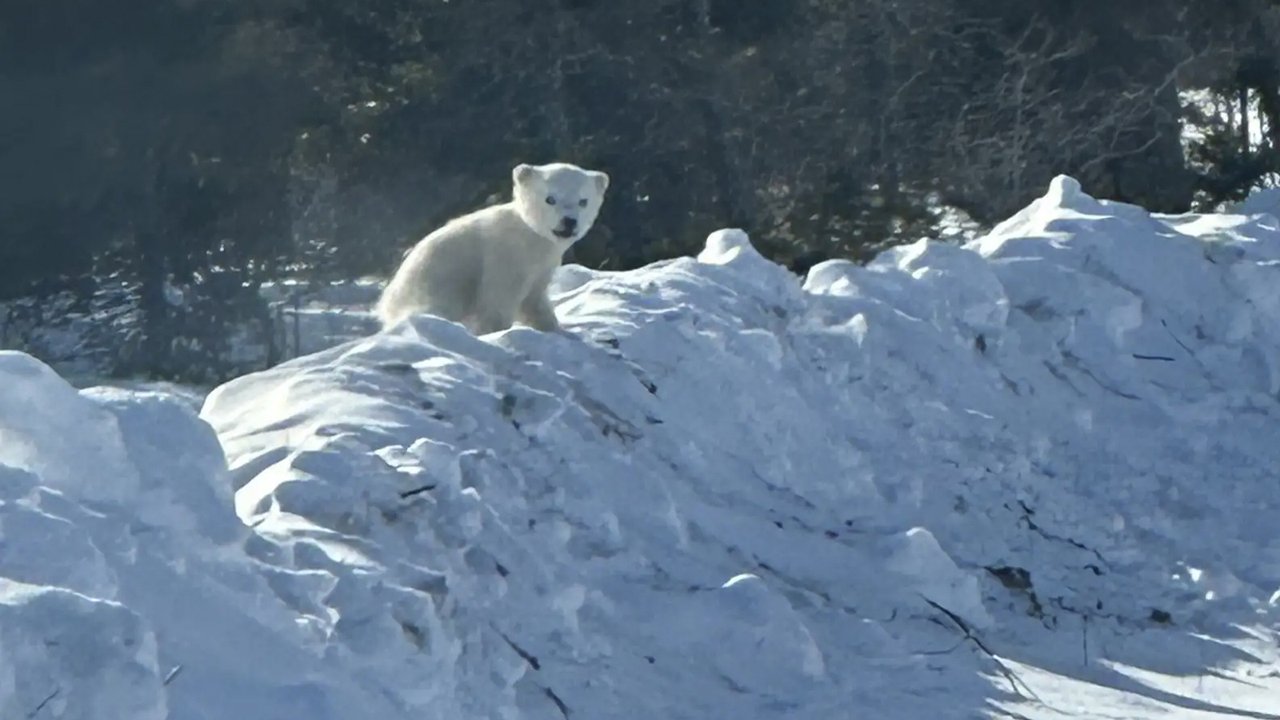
517, 278, 563, 333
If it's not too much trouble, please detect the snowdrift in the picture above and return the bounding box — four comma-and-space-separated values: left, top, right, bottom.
4, 176, 1280, 719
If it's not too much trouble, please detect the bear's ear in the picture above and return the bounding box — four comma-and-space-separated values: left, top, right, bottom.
513, 164, 538, 185
590, 170, 610, 194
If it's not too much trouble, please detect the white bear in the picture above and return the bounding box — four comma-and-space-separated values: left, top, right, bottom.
376, 162, 610, 335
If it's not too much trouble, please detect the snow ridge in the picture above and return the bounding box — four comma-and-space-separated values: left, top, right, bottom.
4, 177, 1280, 719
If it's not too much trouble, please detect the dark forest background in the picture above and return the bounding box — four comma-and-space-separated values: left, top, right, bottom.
2, 0, 1279, 381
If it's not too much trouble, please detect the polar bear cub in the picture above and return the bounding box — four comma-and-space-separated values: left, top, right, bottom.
376, 162, 610, 335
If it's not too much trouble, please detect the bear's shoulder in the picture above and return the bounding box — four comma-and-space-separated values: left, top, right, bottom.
428, 202, 523, 239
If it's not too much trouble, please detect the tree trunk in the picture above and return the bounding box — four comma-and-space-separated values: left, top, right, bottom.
1241, 87, 1252, 149
1256, 83, 1280, 153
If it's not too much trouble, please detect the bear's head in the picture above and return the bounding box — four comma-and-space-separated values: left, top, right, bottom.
512, 162, 609, 245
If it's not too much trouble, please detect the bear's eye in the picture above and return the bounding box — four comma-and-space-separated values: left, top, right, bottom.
577, 198, 588, 208
545, 196, 557, 206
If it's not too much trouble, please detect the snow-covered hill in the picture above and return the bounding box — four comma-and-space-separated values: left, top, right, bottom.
3, 176, 1280, 719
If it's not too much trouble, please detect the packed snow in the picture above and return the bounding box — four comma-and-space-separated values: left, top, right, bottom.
3, 176, 1280, 719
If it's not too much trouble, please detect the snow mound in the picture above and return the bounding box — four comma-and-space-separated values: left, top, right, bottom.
0, 352, 408, 720
0, 579, 165, 720
199, 176, 1280, 718
5, 175, 1280, 719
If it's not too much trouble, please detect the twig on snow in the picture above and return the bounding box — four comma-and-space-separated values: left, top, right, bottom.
491, 625, 570, 719
1160, 319, 1195, 357
398, 483, 437, 499
26, 687, 59, 718
494, 627, 541, 670
1082, 615, 1089, 666
917, 636, 970, 656
544, 686, 571, 719
919, 594, 1041, 702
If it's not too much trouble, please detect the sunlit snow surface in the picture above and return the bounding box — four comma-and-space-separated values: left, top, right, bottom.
4, 176, 1280, 719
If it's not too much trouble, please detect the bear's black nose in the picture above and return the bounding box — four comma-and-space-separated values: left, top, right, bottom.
561, 217, 578, 232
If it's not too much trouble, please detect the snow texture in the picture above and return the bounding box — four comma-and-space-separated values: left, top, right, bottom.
4, 176, 1280, 719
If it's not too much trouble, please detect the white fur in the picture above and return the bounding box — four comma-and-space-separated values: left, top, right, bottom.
376, 162, 609, 334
